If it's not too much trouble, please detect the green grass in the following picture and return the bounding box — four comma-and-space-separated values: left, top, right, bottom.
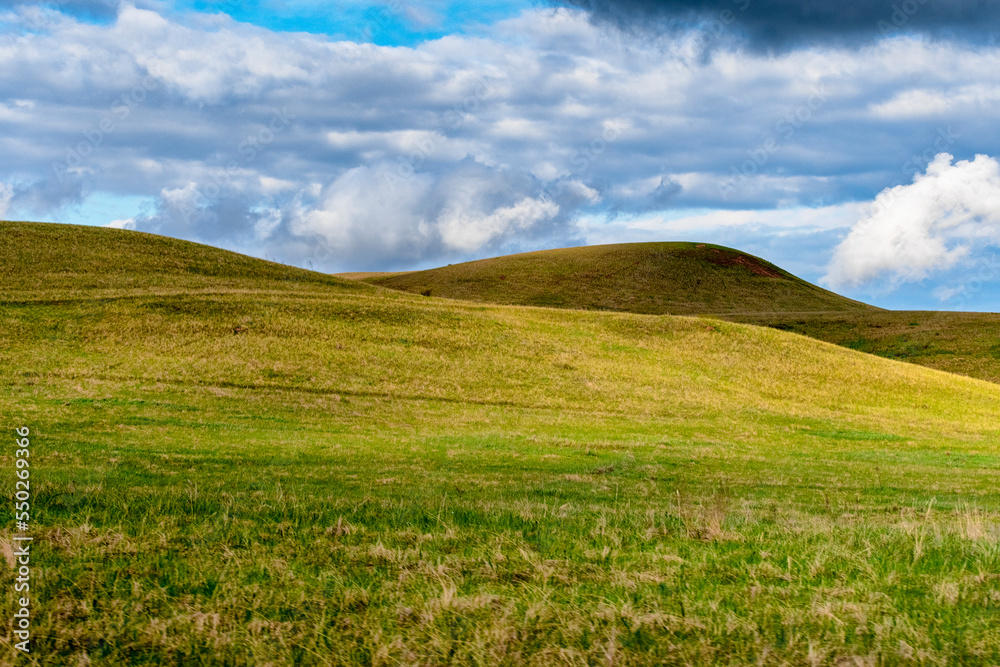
728, 311, 1000, 384
2, 222, 1000, 665
365, 242, 875, 315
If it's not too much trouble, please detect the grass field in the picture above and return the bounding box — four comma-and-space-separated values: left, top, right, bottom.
2, 222, 1000, 665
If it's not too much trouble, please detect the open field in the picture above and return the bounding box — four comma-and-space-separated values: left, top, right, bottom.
2, 222, 1000, 665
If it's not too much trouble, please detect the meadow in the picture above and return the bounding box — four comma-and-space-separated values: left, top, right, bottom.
2, 222, 1000, 665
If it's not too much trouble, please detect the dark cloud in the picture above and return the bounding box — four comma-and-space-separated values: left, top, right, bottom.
553, 0, 1000, 48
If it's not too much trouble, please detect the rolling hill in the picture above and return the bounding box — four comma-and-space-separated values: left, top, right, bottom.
362, 242, 876, 315
360, 242, 1000, 385
3, 221, 1000, 665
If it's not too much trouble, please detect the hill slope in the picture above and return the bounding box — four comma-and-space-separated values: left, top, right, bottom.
366, 242, 876, 315
3, 222, 1000, 665
0, 219, 357, 297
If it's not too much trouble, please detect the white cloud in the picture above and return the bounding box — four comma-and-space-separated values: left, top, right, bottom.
439, 196, 559, 252
599, 203, 861, 235
290, 164, 437, 259
111, 5, 316, 102
870, 85, 1000, 119
287, 159, 562, 266
105, 218, 136, 229
0, 182, 12, 218
824, 153, 1000, 288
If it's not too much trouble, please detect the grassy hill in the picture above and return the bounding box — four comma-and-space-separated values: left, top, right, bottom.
0, 220, 354, 296
363, 242, 1000, 385
727, 310, 1000, 385
3, 221, 1000, 665
365, 242, 876, 315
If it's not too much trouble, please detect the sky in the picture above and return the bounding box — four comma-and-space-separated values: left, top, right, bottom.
3, 1, 1000, 310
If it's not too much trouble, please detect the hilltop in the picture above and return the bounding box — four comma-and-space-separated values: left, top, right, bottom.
363, 242, 876, 315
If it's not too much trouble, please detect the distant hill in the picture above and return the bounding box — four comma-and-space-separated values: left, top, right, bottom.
0, 220, 359, 296
364, 242, 876, 315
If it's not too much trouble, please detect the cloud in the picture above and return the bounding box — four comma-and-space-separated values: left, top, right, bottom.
6, 176, 86, 217
0, 182, 12, 218
0, 0, 120, 24
552, 0, 1000, 49
105, 218, 136, 229
285, 158, 570, 269
870, 85, 1000, 120
824, 153, 1000, 289
3, 3, 1000, 285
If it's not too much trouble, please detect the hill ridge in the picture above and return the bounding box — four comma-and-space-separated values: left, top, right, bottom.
364, 241, 876, 316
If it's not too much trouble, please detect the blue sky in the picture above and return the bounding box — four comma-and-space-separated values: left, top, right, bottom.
3, 0, 1000, 310
181, 0, 539, 45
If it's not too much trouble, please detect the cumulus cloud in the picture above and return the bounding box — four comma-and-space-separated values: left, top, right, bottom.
824, 153, 1000, 289
286, 159, 568, 269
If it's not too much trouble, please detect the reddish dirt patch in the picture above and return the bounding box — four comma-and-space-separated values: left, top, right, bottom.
698, 249, 784, 278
